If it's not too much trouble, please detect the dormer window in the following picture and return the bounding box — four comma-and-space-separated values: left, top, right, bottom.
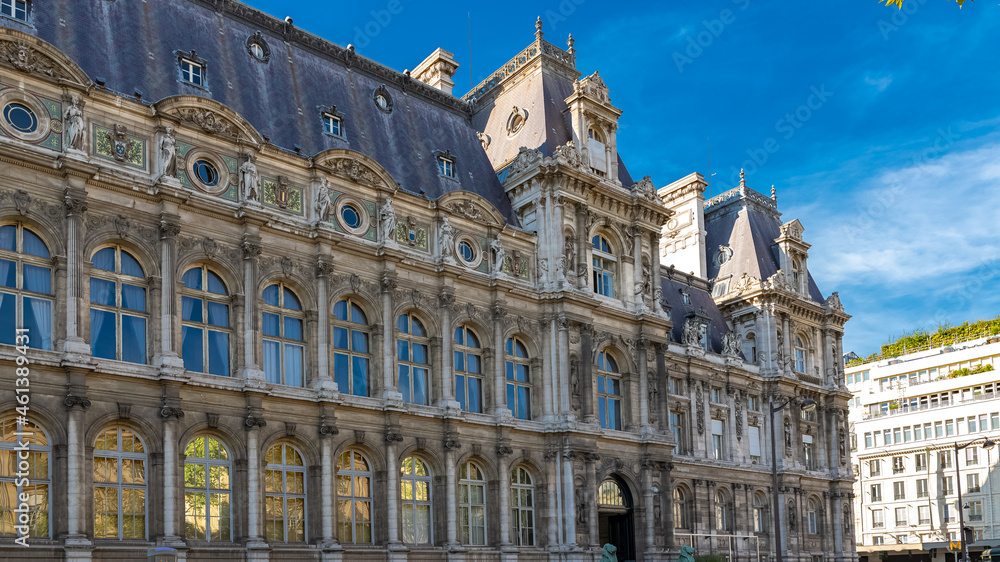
437, 156, 454, 178
177, 50, 207, 88
1, 0, 28, 22
323, 113, 342, 137
587, 126, 607, 176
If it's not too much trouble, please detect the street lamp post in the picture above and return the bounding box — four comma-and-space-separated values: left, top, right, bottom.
954, 437, 995, 562
770, 395, 817, 562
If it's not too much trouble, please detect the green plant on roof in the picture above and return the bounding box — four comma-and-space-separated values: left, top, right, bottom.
846, 316, 1000, 367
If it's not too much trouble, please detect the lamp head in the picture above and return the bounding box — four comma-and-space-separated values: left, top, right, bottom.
983, 438, 995, 451
800, 398, 818, 412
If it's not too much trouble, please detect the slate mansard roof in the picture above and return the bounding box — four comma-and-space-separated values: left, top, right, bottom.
11, 0, 515, 221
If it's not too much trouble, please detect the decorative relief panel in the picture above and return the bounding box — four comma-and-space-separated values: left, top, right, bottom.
394, 219, 427, 251
93, 124, 145, 168
262, 176, 303, 215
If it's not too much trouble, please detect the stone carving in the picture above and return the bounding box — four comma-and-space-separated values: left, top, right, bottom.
477, 131, 490, 150
763, 270, 792, 292
678, 545, 696, 562
653, 493, 662, 525
379, 198, 397, 244
178, 108, 234, 136
600, 544, 618, 562
239, 153, 261, 203
553, 141, 583, 168
2, 41, 58, 78
632, 176, 658, 203
160, 406, 185, 420
111, 124, 129, 162
838, 433, 846, 462
325, 157, 386, 188
635, 258, 652, 298
570, 357, 581, 412
491, 235, 506, 275
158, 126, 177, 177
732, 273, 760, 295
734, 391, 744, 442
788, 502, 797, 531
315, 177, 331, 222
438, 217, 455, 259
682, 318, 704, 346
825, 291, 844, 312
506, 147, 542, 177
722, 332, 741, 357
64, 395, 92, 409
12, 189, 30, 216
784, 419, 792, 450
648, 376, 658, 420
695, 383, 705, 435
64, 94, 85, 151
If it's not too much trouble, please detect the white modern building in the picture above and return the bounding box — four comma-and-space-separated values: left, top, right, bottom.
847, 334, 1000, 562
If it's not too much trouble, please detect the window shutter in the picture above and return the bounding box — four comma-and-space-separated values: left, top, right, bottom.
749, 426, 761, 457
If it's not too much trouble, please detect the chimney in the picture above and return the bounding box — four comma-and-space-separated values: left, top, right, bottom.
412, 48, 459, 95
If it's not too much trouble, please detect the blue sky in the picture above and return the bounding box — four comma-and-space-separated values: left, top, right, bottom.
243, 0, 1000, 356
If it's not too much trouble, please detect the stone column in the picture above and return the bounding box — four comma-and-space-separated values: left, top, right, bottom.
444, 440, 460, 547
385, 432, 402, 548
587, 454, 600, 548
319, 425, 336, 546
663, 463, 675, 549
545, 450, 559, 548
245, 412, 267, 545
493, 302, 509, 418
242, 236, 263, 374
161, 404, 184, 543
655, 343, 668, 431
439, 288, 456, 407
156, 214, 183, 368
315, 258, 334, 387
63, 373, 91, 546
562, 453, 576, 544
558, 316, 572, 421
580, 324, 595, 423
637, 337, 650, 430
641, 460, 655, 554
381, 272, 399, 400
832, 493, 844, 558
650, 232, 663, 310
576, 205, 590, 289
497, 452, 512, 549
782, 314, 792, 374
62, 188, 90, 354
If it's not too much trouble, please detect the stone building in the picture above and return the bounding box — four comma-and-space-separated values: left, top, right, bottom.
0, 1, 854, 561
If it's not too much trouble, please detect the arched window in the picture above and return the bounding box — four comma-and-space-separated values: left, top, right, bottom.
807, 498, 819, 534
753, 491, 767, 533
94, 427, 147, 539
458, 460, 486, 545
792, 259, 802, 290
599, 479, 628, 508
714, 489, 731, 531
592, 235, 616, 297
400, 456, 432, 545
183, 436, 231, 541
398, 313, 430, 405
597, 350, 622, 430
261, 283, 304, 387
745, 332, 757, 364
0, 417, 50, 538
181, 266, 231, 376
0, 224, 52, 350
332, 297, 370, 397
510, 465, 534, 546
672, 487, 688, 529
90, 246, 146, 363
454, 326, 483, 413
794, 335, 807, 373
337, 450, 373, 544
505, 337, 531, 420
264, 444, 306, 543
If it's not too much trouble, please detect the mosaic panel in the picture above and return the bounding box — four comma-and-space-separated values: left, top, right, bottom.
262, 177, 303, 215
93, 124, 145, 168
395, 221, 428, 251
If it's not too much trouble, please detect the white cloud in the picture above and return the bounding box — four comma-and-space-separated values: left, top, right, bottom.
864, 73, 893, 93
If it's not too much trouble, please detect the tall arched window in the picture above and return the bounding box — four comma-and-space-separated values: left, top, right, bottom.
183, 436, 231, 541
792, 259, 802, 290
597, 350, 622, 430
400, 456, 432, 545
332, 297, 370, 396
337, 450, 373, 544
753, 491, 767, 533
714, 488, 731, 532
458, 460, 486, 545
672, 487, 688, 529
505, 337, 531, 420
94, 427, 147, 539
794, 335, 807, 373
510, 466, 534, 546
398, 313, 430, 405
90, 246, 146, 363
454, 326, 483, 414
0, 418, 50, 538
261, 283, 304, 387
592, 235, 616, 297
181, 266, 230, 377
264, 444, 306, 542
807, 498, 819, 534
0, 224, 52, 350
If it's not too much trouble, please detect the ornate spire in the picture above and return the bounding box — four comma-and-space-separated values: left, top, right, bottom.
739, 168, 747, 188
535, 16, 543, 42
771, 185, 777, 201
567, 33, 575, 55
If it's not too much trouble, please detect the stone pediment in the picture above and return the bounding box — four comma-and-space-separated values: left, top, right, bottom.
438, 191, 506, 227
779, 218, 804, 241
155, 96, 264, 145
313, 149, 396, 190
0, 28, 92, 85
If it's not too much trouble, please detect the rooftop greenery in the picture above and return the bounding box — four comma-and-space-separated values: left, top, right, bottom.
847, 316, 1000, 368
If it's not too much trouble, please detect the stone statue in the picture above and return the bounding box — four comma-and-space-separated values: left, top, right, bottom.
379, 197, 397, 244
240, 153, 261, 203
843, 503, 851, 531
438, 217, 455, 258
600, 544, 618, 562
653, 493, 662, 525
570, 357, 581, 412
64, 94, 85, 151
575, 488, 586, 525
722, 332, 741, 357
784, 420, 792, 449
678, 545, 696, 562
788, 503, 798, 531
648, 378, 658, 418
682, 319, 702, 346
158, 126, 177, 177
491, 235, 506, 275
315, 177, 331, 222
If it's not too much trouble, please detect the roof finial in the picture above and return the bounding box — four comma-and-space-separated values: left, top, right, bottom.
535, 16, 544, 41
567, 33, 575, 55
771, 184, 777, 200
739, 168, 746, 188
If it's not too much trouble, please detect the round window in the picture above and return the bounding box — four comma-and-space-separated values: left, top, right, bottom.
341, 204, 361, 229
4, 103, 37, 134
375, 94, 388, 109
458, 240, 476, 263
193, 160, 219, 187
249, 43, 265, 60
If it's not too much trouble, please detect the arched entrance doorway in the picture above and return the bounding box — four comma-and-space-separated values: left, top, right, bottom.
598, 476, 636, 561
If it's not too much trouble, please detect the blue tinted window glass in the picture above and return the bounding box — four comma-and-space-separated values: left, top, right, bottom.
506, 384, 515, 415
22, 296, 51, 350
0, 292, 14, 345
468, 378, 482, 413
397, 314, 409, 334
352, 356, 368, 396
333, 299, 347, 320
505, 338, 512, 355
206, 270, 226, 295
413, 343, 426, 364
506, 361, 514, 380
263, 340, 281, 384
120, 251, 144, 277
351, 304, 366, 324
284, 344, 303, 386
453, 327, 463, 345
411, 317, 425, 337
90, 278, 115, 306
282, 288, 301, 311
182, 267, 202, 291
207, 302, 228, 327
518, 387, 530, 420
4, 103, 37, 133
0, 225, 14, 251
334, 353, 349, 391
399, 366, 410, 403
467, 354, 480, 373
598, 398, 607, 429
121, 315, 146, 364
261, 312, 279, 337
182, 296, 202, 322
455, 375, 466, 411
23, 262, 52, 293
333, 326, 348, 349
412, 368, 427, 405
515, 341, 527, 358
92, 248, 115, 272
121, 284, 146, 312
208, 331, 229, 376
194, 160, 219, 186
284, 317, 302, 341
21, 229, 49, 258
517, 364, 529, 382
0, 259, 14, 288
453, 351, 464, 371
90, 309, 116, 359
341, 205, 360, 229
352, 330, 368, 353
397, 340, 409, 361
262, 285, 279, 306
182, 326, 204, 373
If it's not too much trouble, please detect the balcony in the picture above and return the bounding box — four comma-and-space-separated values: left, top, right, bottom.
873, 522, 885, 529
969, 514, 983, 521
893, 468, 906, 474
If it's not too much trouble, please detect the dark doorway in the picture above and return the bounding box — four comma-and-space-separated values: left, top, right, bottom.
597, 476, 636, 561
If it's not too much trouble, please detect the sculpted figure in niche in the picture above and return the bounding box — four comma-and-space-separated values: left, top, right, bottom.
438, 217, 455, 259
788, 502, 797, 531
491, 235, 506, 274
575, 488, 587, 525
315, 177, 331, 222
158, 126, 177, 177
65, 94, 85, 150
784, 419, 792, 450
379, 197, 397, 243
240, 153, 262, 203
570, 357, 581, 412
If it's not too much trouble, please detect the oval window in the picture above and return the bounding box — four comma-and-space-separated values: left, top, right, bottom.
4, 103, 37, 134
193, 160, 219, 187
458, 240, 476, 263
249, 43, 265, 60
341, 204, 361, 229
375, 94, 388, 110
